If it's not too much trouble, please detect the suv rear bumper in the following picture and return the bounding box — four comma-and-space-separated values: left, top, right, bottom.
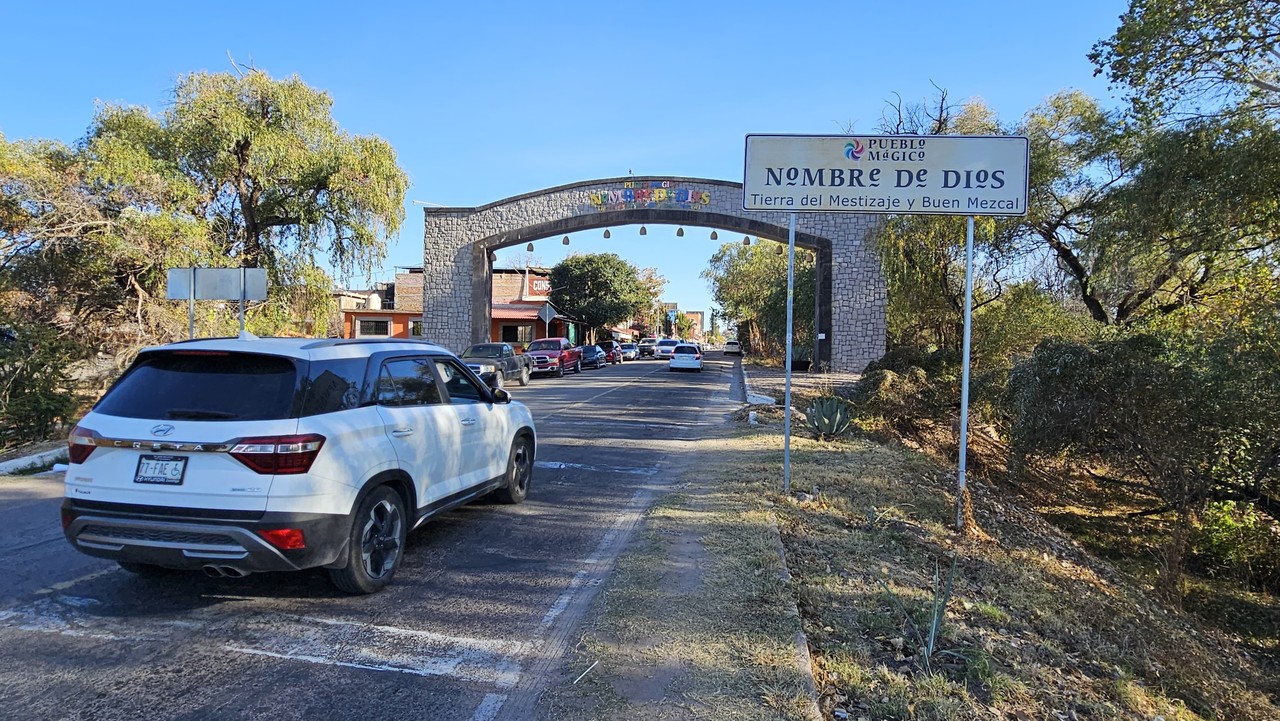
61, 499, 349, 573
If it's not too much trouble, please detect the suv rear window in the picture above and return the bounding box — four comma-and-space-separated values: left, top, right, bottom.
95, 351, 299, 421
674, 345, 699, 354
657, 340, 679, 347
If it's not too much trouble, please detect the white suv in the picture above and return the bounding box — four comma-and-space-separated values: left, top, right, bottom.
61, 336, 536, 594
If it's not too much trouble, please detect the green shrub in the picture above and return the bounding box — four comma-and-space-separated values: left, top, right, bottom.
1189, 502, 1280, 593
0, 315, 86, 447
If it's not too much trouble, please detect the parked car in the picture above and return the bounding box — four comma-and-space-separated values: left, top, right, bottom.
654, 338, 681, 360
526, 337, 583, 377
60, 336, 536, 594
460, 342, 532, 387
638, 337, 658, 358
724, 340, 742, 356
597, 341, 623, 364
619, 343, 639, 361
580, 345, 608, 369
668, 343, 703, 372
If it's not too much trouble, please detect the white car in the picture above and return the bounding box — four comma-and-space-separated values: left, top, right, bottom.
654, 338, 681, 360
724, 340, 742, 356
61, 335, 536, 594
668, 343, 703, 372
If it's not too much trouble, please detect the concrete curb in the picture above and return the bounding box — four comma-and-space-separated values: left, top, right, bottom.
740, 364, 778, 405
766, 507, 823, 721
0, 447, 68, 475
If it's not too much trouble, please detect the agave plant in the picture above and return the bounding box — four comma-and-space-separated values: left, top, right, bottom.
805, 396, 852, 440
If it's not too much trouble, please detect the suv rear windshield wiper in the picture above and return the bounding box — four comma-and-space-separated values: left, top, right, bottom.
165, 409, 239, 420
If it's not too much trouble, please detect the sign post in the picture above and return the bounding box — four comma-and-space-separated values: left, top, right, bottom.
743, 134, 1029, 527
167, 267, 269, 338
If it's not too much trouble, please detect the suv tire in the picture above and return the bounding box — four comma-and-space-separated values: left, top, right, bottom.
556, 362, 565, 378
492, 435, 532, 504
329, 486, 407, 595
519, 367, 530, 386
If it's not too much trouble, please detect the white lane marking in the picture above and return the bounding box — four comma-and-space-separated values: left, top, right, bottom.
535, 461, 658, 476
31, 567, 116, 596
0, 594, 527, 689
536, 488, 646, 634
470, 693, 508, 721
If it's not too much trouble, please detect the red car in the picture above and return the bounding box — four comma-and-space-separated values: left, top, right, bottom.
597, 340, 623, 364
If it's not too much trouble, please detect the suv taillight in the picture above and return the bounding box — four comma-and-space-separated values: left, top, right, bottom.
68, 424, 97, 464
229, 434, 326, 475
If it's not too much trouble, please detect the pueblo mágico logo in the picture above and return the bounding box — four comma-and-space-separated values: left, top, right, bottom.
844, 140, 865, 160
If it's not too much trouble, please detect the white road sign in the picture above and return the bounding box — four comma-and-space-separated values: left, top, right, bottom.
743, 134, 1029, 216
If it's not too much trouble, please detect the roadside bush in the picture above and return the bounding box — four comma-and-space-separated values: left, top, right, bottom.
1006, 330, 1280, 596
845, 347, 959, 436
0, 315, 87, 447
1190, 502, 1280, 593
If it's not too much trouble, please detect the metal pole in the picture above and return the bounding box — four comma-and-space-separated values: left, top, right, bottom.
813, 247, 820, 371
188, 267, 196, 339
956, 215, 976, 531
239, 267, 247, 334
783, 212, 797, 495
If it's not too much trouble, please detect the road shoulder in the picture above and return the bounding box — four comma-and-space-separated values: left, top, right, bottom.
537, 419, 820, 721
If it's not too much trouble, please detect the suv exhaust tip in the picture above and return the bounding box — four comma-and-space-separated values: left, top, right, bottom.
203, 565, 249, 579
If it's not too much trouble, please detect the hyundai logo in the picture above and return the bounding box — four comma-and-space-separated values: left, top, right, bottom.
150, 424, 175, 437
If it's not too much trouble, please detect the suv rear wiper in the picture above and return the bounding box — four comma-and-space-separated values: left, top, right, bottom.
166, 409, 239, 420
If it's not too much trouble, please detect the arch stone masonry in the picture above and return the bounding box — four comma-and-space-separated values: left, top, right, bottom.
421, 176, 886, 372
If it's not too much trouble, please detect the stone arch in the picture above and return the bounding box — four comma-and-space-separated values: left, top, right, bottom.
422, 176, 885, 372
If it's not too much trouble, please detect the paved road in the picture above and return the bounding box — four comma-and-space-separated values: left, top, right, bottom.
0, 353, 743, 721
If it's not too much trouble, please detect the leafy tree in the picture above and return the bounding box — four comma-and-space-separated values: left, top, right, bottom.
1090, 0, 1280, 119
675, 312, 695, 339
869, 91, 1025, 352
1015, 98, 1280, 326
548, 253, 649, 338
1, 68, 408, 350
634, 267, 667, 337
702, 242, 814, 356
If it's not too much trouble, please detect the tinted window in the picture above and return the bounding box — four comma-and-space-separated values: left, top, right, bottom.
527, 339, 560, 351
674, 345, 699, 354
378, 358, 442, 407
96, 351, 297, 421
299, 358, 367, 416
657, 340, 679, 347
621, 344, 637, 350
435, 359, 487, 404
462, 344, 503, 358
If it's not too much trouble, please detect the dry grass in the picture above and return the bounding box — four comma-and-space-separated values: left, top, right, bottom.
763, 424, 1279, 721
544, 406, 1279, 720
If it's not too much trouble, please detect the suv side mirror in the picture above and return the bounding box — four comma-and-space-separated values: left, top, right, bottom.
491, 387, 512, 404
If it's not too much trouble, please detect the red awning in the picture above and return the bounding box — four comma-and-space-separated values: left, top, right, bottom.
491, 304, 542, 321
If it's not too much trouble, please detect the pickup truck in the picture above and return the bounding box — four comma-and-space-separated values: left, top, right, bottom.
460, 342, 533, 386
637, 337, 658, 358
525, 337, 583, 377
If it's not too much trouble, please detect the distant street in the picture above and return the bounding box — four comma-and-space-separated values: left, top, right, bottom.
0, 353, 743, 721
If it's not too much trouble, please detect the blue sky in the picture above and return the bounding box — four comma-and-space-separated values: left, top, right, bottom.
1, 0, 1128, 319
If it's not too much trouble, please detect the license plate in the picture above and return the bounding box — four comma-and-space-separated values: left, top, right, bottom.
134, 454, 187, 485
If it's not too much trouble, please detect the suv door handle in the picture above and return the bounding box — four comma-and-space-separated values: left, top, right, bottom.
459, 418, 477, 427
391, 428, 415, 437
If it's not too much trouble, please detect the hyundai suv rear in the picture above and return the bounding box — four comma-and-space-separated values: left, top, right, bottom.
61, 336, 537, 594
